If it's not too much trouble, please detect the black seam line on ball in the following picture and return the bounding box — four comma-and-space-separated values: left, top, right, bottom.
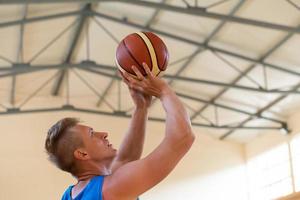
123, 39, 144, 71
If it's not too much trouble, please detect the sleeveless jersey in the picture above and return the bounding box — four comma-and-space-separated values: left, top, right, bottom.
61, 176, 104, 200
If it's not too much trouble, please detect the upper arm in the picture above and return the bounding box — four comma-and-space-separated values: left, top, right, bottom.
103, 135, 194, 199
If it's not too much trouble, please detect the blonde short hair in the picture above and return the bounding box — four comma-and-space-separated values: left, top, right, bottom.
45, 118, 82, 174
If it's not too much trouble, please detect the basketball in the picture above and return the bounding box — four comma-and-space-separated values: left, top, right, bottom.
116, 32, 169, 77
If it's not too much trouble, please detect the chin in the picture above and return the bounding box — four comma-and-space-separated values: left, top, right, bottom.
111, 150, 117, 157
108, 150, 117, 159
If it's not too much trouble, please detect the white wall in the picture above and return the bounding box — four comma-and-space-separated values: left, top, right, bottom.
245, 110, 300, 200
246, 110, 300, 160
0, 111, 248, 200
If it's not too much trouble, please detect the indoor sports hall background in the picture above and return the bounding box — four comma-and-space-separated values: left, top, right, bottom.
0, 0, 300, 199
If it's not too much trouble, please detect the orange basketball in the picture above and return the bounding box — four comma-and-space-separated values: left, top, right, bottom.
116, 32, 169, 77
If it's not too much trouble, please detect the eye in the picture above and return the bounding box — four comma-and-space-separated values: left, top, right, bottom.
90, 129, 94, 137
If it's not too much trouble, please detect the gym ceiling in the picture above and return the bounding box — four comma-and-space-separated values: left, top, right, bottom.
0, 0, 300, 143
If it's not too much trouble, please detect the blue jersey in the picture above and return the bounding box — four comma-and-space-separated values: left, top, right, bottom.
61, 176, 104, 200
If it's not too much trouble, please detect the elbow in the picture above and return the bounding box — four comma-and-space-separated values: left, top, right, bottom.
177, 131, 195, 153
181, 126, 196, 144
186, 131, 195, 147
167, 127, 195, 150
179, 129, 195, 149
183, 125, 195, 143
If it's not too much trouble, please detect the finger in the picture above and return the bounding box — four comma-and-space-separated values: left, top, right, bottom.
142, 62, 154, 78
119, 71, 131, 85
121, 75, 130, 86
118, 70, 125, 80
130, 84, 144, 93
119, 70, 129, 82
117, 70, 122, 77
124, 73, 143, 91
131, 65, 144, 81
122, 71, 136, 82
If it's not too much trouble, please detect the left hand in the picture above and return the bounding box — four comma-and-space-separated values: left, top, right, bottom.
120, 70, 152, 109
129, 87, 152, 109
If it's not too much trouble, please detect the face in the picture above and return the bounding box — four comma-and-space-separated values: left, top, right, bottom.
73, 124, 117, 162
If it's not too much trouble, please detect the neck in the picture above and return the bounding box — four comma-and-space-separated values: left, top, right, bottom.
74, 160, 112, 181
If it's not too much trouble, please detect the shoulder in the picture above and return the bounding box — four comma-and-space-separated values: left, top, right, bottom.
102, 175, 115, 199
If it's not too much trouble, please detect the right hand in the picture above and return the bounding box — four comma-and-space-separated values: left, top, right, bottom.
121, 63, 170, 99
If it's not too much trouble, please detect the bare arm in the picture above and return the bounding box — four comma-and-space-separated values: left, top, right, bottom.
111, 106, 148, 172
111, 71, 151, 172
103, 64, 195, 199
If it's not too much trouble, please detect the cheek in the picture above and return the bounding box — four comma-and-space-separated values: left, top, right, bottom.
89, 140, 106, 152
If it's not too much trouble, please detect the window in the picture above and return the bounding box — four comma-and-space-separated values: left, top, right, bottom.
290, 135, 300, 192
247, 143, 293, 200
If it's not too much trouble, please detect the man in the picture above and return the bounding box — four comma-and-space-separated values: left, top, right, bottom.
45, 63, 195, 200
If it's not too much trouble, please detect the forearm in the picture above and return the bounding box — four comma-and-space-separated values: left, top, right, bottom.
160, 86, 194, 141
116, 107, 148, 162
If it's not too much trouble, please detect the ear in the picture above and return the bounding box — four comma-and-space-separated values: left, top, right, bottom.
74, 148, 90, 160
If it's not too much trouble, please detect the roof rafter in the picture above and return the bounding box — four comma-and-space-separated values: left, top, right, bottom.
1, 0, 300, 34
96, 0, 167, 108
52, 4, 92, 96
215, 23, 300, 139
2, 62, 300, 95
0, 9, 299, 80
91, 11, 300, 79
0, 106, 282, 131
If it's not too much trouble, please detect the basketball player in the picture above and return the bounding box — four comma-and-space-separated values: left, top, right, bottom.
45, 63, 195, 200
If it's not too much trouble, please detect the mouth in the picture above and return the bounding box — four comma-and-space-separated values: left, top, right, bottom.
106, 141, 113, 148
105, 139, 115, 150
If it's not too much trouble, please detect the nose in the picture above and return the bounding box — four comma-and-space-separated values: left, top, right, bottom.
102, 132, 108, 139
95, 131, 108, 139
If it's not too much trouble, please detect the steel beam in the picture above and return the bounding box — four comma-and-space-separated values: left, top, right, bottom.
2, 62, 300, 95
0, 105, 281, 130
166, 0, 246, 88
10, 76, 16, 105
99, 0, 240, 108
96, 78, 115, 107
11, 5, 28, 106
92, 11, 300, 79
1, 0, 300, 34
219, 82, 300, 139
0, 61, 114, 77
1, 9, 299, 79
0, 10, 81, 28
92, 18, 120, 108
155, 0, 246, 123
52, 4, 91, 96
200, 24, 300, 138
71, 68, 115, 110
164, 74, 300, 94
18, 70, 61, 108
191, 23, 300, 121
144, 0, 167, 28
75, 64, 300, 94
97, 1, 166, 108
205, 0, 246, 42
176, 92, 284, 124
110, 0, 300, 34
219, 85, 296, 139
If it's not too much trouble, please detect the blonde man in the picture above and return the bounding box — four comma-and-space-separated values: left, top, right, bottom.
45, 63, 195, 200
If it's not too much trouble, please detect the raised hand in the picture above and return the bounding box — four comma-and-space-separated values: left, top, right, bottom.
120, 66, 151, 109
121, 63, 170, 99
